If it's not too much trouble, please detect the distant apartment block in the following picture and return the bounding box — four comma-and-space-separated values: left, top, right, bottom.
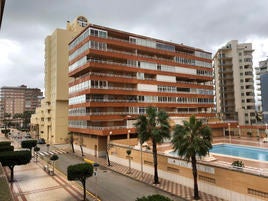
256, 58, 268, 123
68, 23, 214, 156
0, 85, 43, 125
213, 40, 256, 125
31, 16, 88, 143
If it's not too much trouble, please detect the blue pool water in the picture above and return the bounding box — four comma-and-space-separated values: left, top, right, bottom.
210, 144, 268, 162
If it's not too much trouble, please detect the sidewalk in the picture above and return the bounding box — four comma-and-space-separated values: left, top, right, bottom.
7, 160, 96, 201
0, 136, 96, 201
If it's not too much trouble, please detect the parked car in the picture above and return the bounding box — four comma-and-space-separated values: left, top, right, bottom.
37, 138, 46, 144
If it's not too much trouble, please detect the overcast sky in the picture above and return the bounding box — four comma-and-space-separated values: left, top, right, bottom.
1, 0, 268, 92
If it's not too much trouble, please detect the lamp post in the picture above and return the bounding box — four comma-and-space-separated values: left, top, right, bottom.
237, 125, 240, 138
106, 131, 112, 166
93, 163, 99, 201
265, 123, 268, 138
228, 123, 231, 143
140, 139, 144, 178
127, 129, 131, 150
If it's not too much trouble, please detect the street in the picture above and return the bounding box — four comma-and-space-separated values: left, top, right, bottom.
40, 144, 185, 201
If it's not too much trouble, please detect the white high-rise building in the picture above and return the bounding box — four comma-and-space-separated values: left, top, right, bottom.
213, 40, 256, 125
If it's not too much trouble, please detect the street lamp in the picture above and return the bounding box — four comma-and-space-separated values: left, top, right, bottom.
228, 123, 231, 143
106, 131, 112, 166
265, 123, 268, 137
140, 139, 144, 178
127, 129, 131, 145
93, 163, 99, 201
237, 125, 240, 138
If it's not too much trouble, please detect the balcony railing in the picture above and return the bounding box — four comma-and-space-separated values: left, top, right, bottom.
68, 111, 214, 116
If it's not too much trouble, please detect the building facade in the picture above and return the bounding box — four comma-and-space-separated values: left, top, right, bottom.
0, 85, 42, 126
68, 24, 214, 156
31, 16, 88, 143
260, 72, 268, 123
255, 58, 268, 123
213, 40, 256, 125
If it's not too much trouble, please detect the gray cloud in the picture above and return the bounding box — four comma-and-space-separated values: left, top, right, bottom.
1, 0, 268, 90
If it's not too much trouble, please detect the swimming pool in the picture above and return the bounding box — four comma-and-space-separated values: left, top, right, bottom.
210, 144, 268, 162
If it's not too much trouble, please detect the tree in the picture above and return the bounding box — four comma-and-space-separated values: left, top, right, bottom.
67, 163, 93, 201
0, 145, 14, 152
21, 139, 37, 155
126, 149, 132, 174
22, 111, 34, 130
136, 194, 173, 201
0, 150, 31, 182
171, 115, 212, 200
34, 146, 40, 163
0, 141, 11, 147
134, 106, 170, 184
1, 128, 10, 137
50, 154, 59, 175
0, 141, 14, 152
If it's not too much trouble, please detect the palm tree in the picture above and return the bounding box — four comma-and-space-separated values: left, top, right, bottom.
135, 107, 170, 184
171, 115, 212, 200
68, 132, 75, 153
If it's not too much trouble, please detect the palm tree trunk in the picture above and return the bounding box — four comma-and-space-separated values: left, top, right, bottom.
71, 143, 75, 153
80, 145, 84, 156
191, 156, 200, 200
152, 140, 159, 184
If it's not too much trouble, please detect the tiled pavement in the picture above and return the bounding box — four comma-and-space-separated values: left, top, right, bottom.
5, 157, 96, 201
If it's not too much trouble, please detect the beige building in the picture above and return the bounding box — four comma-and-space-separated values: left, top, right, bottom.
31, 16, 88, 144
213, 40, 256, 125
0, 85, 42, 127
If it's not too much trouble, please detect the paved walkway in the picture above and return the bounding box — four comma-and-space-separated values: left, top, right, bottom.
0, 135, 96, 201
6, 160, 96, 201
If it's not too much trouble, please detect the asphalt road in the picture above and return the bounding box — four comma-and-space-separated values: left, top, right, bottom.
55, 152, 184, 201
37, 144, 185, 201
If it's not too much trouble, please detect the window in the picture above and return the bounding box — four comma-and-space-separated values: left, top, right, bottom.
90, 28, 107, 38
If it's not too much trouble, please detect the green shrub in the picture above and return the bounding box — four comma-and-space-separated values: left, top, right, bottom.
0, 146, 14, 152
126, 149, 131, 155
1, 129, 10, 135
232, 160, 244, 167
136, 194, 173, 201
21, 140, 37, 151
0, 142, 11, 147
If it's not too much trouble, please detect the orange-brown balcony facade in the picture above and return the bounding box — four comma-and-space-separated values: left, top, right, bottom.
68, 24, 215, 137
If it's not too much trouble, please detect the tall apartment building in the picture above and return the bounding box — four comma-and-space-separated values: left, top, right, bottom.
0, 85, 42, 125
31, 16, 88, 143
256, 58, 268, 123
213, 40, 256, 125
68, 24, 214, 156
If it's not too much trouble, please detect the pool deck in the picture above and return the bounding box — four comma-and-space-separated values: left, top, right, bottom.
158, 136, 268, 171
211, 137, 268, 170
